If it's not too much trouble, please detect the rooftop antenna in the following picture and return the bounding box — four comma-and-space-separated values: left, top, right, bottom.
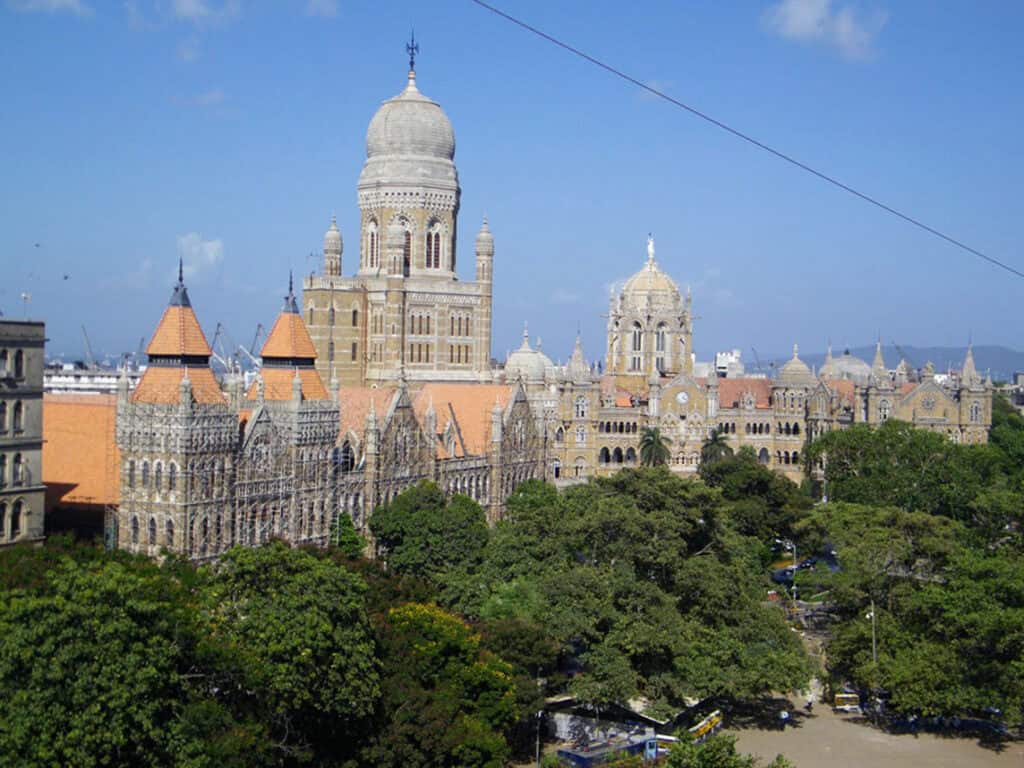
406, 30, 419, 71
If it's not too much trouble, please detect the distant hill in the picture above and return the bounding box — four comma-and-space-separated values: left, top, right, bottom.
763, 345, 1024, 383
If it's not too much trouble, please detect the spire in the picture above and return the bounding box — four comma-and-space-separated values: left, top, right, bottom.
406, 29, 419, 72
825, 343, 833, 364
283, 270, 299, 314
519, 321, 530, 350
872, 340, 886, 372
169, 257, 191, 307
646, 233, 655, 265
961, 344, 980, 387
792, 343, 800, 359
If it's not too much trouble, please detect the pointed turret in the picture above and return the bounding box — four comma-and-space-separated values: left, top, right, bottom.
568, 332, 589, 383
323, 215, 342, 277
131, 261, 224, 405
475, 216, 494, 284
248, 273, 329, 401
871, 341, 890, 387
961, 345, 981, 388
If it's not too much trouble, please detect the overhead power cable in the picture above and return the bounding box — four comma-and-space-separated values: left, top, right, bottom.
468, 0, 1024, 281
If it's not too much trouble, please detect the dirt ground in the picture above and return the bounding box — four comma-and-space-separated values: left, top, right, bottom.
730, 697, 1024, 768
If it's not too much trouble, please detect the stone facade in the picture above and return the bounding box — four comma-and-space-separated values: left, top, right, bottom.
0, 320, 46, 546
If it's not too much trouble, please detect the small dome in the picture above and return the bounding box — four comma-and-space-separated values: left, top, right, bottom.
323, 215, 342, 252
475, 217, 494, 253
505, 325, 554, 383
777, 344, 816, 387
366, 72, 455, 161
619, 237, 682, 310
827, 349, 872, 384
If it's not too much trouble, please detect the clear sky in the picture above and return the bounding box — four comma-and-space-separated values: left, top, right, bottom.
2, 0, 1022, 367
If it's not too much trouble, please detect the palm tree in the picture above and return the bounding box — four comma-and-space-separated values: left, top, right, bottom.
701, 426, 734, 466
639, 427, 672, 467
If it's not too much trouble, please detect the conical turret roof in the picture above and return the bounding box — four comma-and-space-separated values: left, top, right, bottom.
145, 261, 212, 358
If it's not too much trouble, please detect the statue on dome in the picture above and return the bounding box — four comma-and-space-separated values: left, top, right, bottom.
647, 233, 655, 262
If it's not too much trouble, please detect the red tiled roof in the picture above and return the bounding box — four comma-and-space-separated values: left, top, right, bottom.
338, 386, 396, 440
132, 366, 225, 405
42, 394, 120, 508
246, 367, 329, 401
717, 378, 771, 409
145, 305, 212, 357
825, 379, 856, 403
261, 312, 318, 360
413, 383, 514, 457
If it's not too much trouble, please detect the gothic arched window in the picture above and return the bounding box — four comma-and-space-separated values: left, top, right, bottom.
131, 516, 139, 545
555, 427, 564, 444
0, 402, 5, 433
13, 351, 23, 379
366, 219, 379, 268
970, 401, 981, 422
631, 322, 643, 371
147, 517, 156, 546
154, 462, 162, 491
168, 463, 177, 491
574, 395, 588, 419
352, 308, 359, 327
166, 519, 175, 546
0, 455, 6, 487
12, 402, 22, 433
11, 501, 22, 539
141, 461, 149, 488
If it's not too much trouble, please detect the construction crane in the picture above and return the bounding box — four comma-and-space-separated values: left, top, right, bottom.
81, 325, 97, 369
238, 323, 264, 370
889, 339, 916, 370
751, 347, 769, 375
210, 323, 238, 374
134, 336, 145, 370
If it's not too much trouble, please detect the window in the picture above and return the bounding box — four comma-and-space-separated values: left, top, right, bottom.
338, 441, 355, 472
352, 308, 359, 327
0, 402, 5, 432
970, 401, 981, 423
426, 315, 431, 334
11, 501, 21, 539
154, 463, 162, 491
366, 219, 379, 268
553, 459, 561, 479
141, 461, 150, 488
12, 454, 23, 486
613, 447, 624, 464
328, 306, 335, 326
426, 227, 442, 269
128, 460, 135, 487
328, 341, 334, 362
574, 458, 586, 478
0, 503, 5, 540
12, 402, 22, 433
131, 516, 139, 545
351, 343, 357, 361
631, 322, 642, 371
166, 519, 175, 546
0, 454, 5, 487
626, 447, 637, 463
879, 400, 891, 421
0, 350, 6, 375
13, 351, 23, 379
168, 463, 177, 491
575, 426, 586, 445
308, 306, 315, 325
148, 517, 156, 546
555, 427, 564, 444
574, 395, 588, 419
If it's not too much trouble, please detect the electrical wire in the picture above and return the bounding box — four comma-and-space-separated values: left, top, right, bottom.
468, 0, 1024, 281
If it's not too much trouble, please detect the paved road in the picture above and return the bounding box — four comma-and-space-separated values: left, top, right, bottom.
731, 700, 1024, 768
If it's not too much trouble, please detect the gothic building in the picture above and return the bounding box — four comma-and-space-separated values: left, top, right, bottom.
302, 64, 494, 388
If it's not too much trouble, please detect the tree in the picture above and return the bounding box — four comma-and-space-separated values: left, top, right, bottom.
364, 603, 518, 768
329, 508, 366, 558
370, 481, 490, 582
639, 426, 672, 467
701, 427, 734, 467
665, 734, 793, 768
202, 542, 380, 760
0, 553, 271, 768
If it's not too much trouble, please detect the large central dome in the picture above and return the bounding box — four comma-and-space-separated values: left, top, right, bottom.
366, 71, 455, 161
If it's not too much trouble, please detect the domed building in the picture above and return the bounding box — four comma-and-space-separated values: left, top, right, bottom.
504, 324, 555, 386
606, 236, 693, 381
302, 60, 494, 387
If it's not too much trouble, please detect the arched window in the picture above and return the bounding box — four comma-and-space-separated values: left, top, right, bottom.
13, 351, 23, 379
631, 322, 642, 371
879, 400, 891, 421
575, 426, 586, 445
141, 461, 150, 488
308, 306, 315, 325
352, 308, 359, 327
131, 516, 139, 545
574, 457, 586, 478
366, 219, 379, 268
613, 447, 624, 464
792, 451, 800, 465
128, 460, 135, 487
555, 427, 564, 444
0, 502, 5, 540
147, 517, 156, 546
574, 395, 588, 419
0, 454, 6, 487
0, 402, 6, 432
655, 323, 667, 372
12, 402, 22, 433
351, 342, 357, 361
154, 462, 162, 491
403, 230, 412, 276
626, 447, 637, 463
166, 519, 175, 546
758, 448, 769, 465
167, 463, 177, 491
792, 423, 800, 436
970, 401, 981, 423
553, 459, 561, 479
599, 447, 611, 464
12, 454, 24, 486
11, 501, 22, 539
339, 441, 355, 472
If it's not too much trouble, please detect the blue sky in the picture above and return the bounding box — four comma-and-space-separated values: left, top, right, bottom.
2, 0, 1022, 367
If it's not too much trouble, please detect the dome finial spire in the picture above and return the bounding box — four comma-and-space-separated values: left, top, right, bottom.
646, 233, 655, 264
406, 29, 419, 72
177, 255, 184, 284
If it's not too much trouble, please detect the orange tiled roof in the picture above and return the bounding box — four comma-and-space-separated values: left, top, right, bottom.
261, 312, 318, 360
338, 386, 396, 440
900, 382, 917, 396
42, 394, 120, 508
145, 305, 212, 357
132, 366, 225, 405
717, 378, 772, 409
413, 383, 514, 457
246, 367, 329, 401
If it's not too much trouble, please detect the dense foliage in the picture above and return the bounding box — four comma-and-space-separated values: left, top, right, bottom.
800, 397, 1024, 724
